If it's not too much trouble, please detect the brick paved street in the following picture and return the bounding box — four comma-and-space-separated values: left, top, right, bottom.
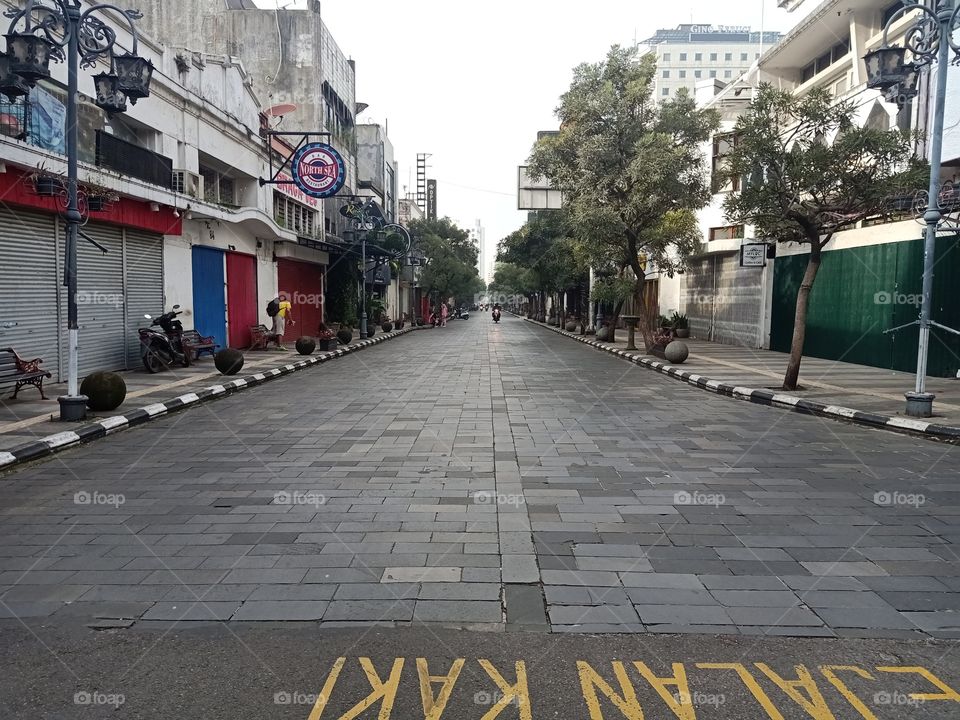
1, 315, 958, 638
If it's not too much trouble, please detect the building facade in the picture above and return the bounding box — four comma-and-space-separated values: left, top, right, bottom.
670, 0, 960, 378
640, 24, 783, 99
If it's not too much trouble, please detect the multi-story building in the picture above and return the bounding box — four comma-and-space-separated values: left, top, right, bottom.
640, 24, 782, 99
470, 220, 489, 284
670, 0, 960, 378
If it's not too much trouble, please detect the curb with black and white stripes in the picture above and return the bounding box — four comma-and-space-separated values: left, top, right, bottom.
0, 327, 421, 471
525, 318, 960, 444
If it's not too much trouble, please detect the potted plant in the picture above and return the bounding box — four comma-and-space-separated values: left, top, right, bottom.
28, 163, 64, 196
317, 323, 337, 351
671, 312, 689, 338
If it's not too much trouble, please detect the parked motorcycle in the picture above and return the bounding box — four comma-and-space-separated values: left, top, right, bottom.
139, 305, 190, 373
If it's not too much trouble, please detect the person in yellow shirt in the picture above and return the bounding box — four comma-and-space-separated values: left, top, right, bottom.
271, 297, 294, 350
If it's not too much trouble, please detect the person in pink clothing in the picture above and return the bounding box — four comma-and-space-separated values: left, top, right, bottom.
440, 302, 449, 327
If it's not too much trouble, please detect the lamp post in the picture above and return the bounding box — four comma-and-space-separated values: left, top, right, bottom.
1, 0, 153, 421
865, 0, 960, 418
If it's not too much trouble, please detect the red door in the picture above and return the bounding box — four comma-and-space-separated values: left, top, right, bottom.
277, 258, 324, 341
226, 252, 257, 348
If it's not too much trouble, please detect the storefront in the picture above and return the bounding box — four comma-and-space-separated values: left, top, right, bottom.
276, 257, 324, 341
0, 168, 177, 380
190, 246, 260, 350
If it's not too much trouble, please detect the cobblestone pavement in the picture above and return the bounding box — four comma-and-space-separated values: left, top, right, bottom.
0, 315, 958, 638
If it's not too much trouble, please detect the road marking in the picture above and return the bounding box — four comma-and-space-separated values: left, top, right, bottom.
578, 661, 643, 719
417, 658, 464, 720
479, 659, 532, 720
876, 666, 960, 702
820, 666, 878, 720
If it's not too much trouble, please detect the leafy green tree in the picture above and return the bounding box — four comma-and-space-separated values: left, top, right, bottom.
410, 217, 483, 304
723, 85, 926, 390
529, 45, 718, 348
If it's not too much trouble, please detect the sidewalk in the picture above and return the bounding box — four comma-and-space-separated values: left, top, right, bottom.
529, 320, 960, 438
0, 348, 305, 452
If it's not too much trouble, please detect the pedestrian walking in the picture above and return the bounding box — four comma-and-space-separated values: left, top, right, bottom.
440, 302, 449, 327
268, 295, 294, 350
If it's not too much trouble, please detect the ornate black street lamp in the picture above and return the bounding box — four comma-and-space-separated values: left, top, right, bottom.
865, 0, 960, 418
1, 1, 153, 420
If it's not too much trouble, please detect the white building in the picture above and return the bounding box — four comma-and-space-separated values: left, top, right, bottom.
640, 24, 783, 99
668, 0, 960, 378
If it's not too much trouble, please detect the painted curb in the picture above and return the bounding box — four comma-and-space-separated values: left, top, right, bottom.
0, 327, 421, 471
524, 317, 960, 444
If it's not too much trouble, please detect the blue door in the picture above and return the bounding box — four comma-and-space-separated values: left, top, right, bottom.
191, 246, 226, 351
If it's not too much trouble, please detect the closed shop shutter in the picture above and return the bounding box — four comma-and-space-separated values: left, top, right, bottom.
0, 209, 62, 378
65, 222, 125, 376
277, 258, 324, 340
123, 229, 164, 367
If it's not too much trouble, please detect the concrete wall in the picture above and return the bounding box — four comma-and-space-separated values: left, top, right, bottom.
682, 252, 766, 348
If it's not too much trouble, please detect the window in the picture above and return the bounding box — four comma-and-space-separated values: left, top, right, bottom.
679, 52, 687, 61
663, 70, 670, 78
755, 52, 760, 59
662, 52, 671, 61
724, 70, 732, 78
199, 166, 236, 205
709, 225, 745, 241
741, 52, 748, 61
800, 37, 852, 83
710, 52, 718, 61
694, 70, 702, 78
662, 88, 669, 96
274, 193, 317, 236
725, 53, 732, 61
709, 70, 717, 78
711, 133, 741, 193
679, 70, 687, 78
695, 52, 703, 61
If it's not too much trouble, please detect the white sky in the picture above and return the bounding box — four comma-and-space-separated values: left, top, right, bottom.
254, 0, 812, 258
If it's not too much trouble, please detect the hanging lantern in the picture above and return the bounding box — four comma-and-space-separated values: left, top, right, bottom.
114, 54, 153, 104
864, 46, 908, 90
93, 72, 126, 114
5, 32, 54, 84
0, 52, 30, 101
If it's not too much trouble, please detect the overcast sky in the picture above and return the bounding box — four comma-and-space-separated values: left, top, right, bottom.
254, 1, 812, 264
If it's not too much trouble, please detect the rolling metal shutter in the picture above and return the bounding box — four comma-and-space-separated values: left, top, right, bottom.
67, 222, 125, 376
123, 228, 164, 367
0, 209, 62, 379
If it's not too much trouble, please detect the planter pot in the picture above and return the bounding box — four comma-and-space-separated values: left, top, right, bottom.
295, 336, 316, 355
381, 322, 393, 333
596, 327, 610, 342
34, 176, 62, 196
675, 328, 690, 339
416, 319, 424, 327
336, 329, 353, 345
214, 348, 244, 375
367, 324, 377, 337
80, 371, 126, 411
317, 337, 337, 351
565, 322, 577, 332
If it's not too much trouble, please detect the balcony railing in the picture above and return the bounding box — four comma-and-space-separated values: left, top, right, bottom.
95, 130, 173, 188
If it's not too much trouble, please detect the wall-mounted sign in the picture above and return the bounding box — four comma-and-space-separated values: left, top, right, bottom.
291, 142, 345, 198
276, 171, 321, 208
427, 179, 437, 220
740, 243, 767, 267
690, 24, 750, 33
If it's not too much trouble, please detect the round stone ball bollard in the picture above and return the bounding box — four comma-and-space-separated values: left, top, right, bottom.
295, 336, 316, 355
215, 348, 245, 375
664, 340, 689, 364
80, 371, 127, 411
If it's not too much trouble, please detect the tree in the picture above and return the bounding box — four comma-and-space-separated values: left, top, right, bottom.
529, 45, 718, 348
410, 217, 483, 305
723, 84, 927, 390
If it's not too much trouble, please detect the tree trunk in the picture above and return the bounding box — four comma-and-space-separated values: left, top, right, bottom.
783, 245, 823, 391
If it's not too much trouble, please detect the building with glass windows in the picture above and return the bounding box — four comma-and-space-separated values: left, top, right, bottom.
639, 24, 783, 99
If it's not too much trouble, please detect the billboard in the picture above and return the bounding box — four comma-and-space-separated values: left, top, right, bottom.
427, 179, 437, 220
517, 166, 563, 210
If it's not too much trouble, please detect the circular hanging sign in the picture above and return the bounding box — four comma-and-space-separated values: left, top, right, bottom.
290, 142, 346, 198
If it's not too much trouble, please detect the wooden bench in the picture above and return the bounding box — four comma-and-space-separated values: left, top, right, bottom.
0, 347, 52, 400
247, 324, 281, 350
181, 329, 217, 360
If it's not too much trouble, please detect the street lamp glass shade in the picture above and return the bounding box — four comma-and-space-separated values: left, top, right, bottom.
864, 46, 908, 90
114, 54, 153, 104
898, 63, 921, 99
0, 53, 30, 101
93, 72, 127, 114
5, 33, 53, 84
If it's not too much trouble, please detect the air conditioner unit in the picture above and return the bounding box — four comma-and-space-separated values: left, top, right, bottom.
172, 169, 203, 199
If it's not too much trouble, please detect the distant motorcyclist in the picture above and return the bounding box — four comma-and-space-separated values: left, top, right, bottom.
492, 304, 501, 323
